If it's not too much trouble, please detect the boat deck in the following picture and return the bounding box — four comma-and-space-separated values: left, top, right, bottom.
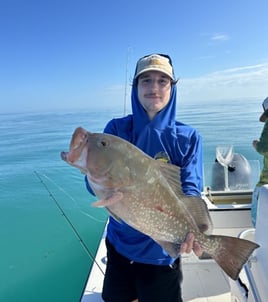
182, 254, 230, 301
81, 234, 232, 302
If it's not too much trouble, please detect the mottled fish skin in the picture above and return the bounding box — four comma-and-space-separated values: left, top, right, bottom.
61, 127, 259, 280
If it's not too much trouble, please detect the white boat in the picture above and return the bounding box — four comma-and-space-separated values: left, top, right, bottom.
81, 150, 268, 302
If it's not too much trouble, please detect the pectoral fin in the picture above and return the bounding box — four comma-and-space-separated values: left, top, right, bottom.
91, 191, 124, 207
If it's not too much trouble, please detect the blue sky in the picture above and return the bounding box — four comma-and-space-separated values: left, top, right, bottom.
1, 0, 268, 113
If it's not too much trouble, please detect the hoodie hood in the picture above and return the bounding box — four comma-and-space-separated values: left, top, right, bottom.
131, 81, 177, 157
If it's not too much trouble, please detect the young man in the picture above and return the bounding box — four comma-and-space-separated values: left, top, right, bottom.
86, 54, 203, 302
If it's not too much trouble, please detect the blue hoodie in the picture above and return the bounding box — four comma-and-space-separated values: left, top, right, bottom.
86, 71, 203, 266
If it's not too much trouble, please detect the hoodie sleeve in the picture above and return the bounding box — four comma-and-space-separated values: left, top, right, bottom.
103, 115, 133, 140
84, 175, 95, 196
176, 128, 203, 197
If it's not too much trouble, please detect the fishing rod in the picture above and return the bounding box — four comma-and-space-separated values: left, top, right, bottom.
34, 170, 105, 276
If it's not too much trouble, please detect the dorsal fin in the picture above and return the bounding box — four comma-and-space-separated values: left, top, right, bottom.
157, 160, 213, 234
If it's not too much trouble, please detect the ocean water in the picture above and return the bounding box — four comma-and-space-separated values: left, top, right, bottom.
0, 98, 263, 301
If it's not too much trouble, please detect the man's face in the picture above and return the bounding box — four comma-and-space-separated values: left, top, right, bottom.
137, 71, 172, 120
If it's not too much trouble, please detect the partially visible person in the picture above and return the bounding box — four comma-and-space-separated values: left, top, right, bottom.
251, 96, 268, 227
85, 53, 203, 302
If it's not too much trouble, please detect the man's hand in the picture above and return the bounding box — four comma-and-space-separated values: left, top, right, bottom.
180, 232, 203, 257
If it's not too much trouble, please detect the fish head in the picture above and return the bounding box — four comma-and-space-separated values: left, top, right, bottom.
61, 127, 147, 188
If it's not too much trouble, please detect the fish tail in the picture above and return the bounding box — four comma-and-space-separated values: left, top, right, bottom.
205, 235, 259, 280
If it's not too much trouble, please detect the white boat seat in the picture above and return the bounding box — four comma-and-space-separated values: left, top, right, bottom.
243, 184, 268, 301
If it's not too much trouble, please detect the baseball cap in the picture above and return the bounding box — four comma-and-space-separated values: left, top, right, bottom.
134, 54, 175, 81
259, 97, 268, 122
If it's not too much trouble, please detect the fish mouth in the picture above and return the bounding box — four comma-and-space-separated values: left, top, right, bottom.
60, 127, 89, 166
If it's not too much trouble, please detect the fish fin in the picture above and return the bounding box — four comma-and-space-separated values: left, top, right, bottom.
157, 161, 213, 234
180, 196, 213, 234
91, 191, 124, 207
157, 161, 184, 196
207, 235, 259, 280
154, 240, 181, 258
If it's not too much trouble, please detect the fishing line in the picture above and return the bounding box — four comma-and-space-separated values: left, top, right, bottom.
34, 170, 105, 276
36, 171, 106, 223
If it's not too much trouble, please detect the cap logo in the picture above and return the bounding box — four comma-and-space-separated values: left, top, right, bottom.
149, 58, 162, 66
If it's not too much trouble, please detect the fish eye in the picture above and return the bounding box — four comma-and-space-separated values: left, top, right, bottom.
98, 139, 109, 147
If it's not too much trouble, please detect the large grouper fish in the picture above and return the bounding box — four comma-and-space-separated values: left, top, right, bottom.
61, 127, 259, 280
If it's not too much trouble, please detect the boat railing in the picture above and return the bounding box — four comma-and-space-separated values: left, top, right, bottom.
229, 184, 268, 301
